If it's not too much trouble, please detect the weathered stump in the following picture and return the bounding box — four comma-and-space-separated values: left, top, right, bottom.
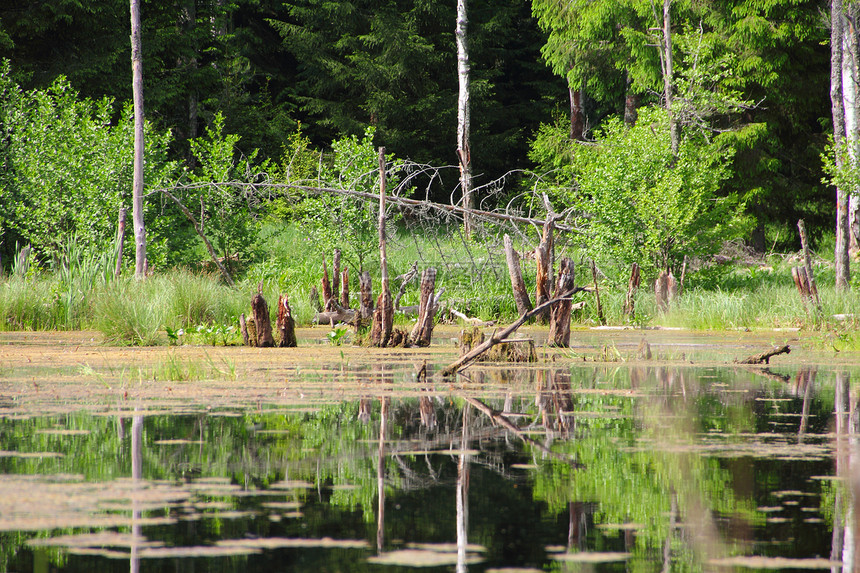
340, 268, 350, 308
239, 313, 251, 346
503, 234, 532, 316
276, 294, 297, 348
623, 263, 641, 318
655, 270, 677, 312
115, 207, 127, 277
534, 219, 554, 324
796, 219, 820, 311
310, 286, 322, 312
548, 257, 576, 347
251, 293, 275, 347
370, 289, 393, 347
590, 260, 604, 325
359, 271, 374, 319
409, 267, 437, 347
321, 259, 335, 312
332, 248, 341, 307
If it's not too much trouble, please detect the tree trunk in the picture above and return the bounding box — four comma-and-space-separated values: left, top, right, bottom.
534, 218, 554, 324
332, 248, 341, 306
590, 260, 604, 325
114, 207, 127, 277
657, 0, 678, 157
251, 293, 274, 347
276, 294, 297, 348
503, 234, 533, 315
409, 268, 437, 347
130, 0, 147, 278
359, 271, 374, 319
569, 83, 584, 141
456, 0, 473, 239
844, 4, 860, 271
623, 262, 641, 318
548, 258, 576, 347
371, 147, 393, 346
340, 267, 350, 308
321, 258, 335, 312
832, 0, 851, 289
798, 219, 821, 309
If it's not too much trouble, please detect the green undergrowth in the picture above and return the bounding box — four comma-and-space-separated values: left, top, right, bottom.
2, 223, 860, 345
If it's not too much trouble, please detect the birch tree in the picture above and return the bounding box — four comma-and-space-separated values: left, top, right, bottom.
456, 0, 473, 239
130, 0, 147, 278
843, 3, 860, 268
833, 0, 850, 289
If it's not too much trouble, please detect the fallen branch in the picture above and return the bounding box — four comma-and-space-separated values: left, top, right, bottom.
736, 345, 791, 365
441, 286, 587, 376
155, 189, 235, 286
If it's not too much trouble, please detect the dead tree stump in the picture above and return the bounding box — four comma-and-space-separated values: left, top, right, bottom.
340, 268, 350, 308
623, 263, 641, 318
370, 290, 393, 346
409, 268, 437, 347
503, 234, 533, 315
332, 248, 341, 307
534, 219, 554, 324
321, 259, 335, 312
590, 260, 604, 325
655, 270, 677, 312
796, 219, 821, 311
548, 257, 576, 347
251, 293, 275, 347
359, 271, 374, 319
239, 313, 251, 346
276, 294, 297, 348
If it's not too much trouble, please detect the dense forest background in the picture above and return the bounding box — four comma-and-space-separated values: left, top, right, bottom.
0, 0, 836, 273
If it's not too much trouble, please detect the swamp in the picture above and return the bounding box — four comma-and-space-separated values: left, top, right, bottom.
1, 326, 858, 572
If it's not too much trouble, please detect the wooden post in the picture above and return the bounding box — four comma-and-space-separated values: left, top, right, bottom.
623, 263, 640, 318
590, 260, 604, 325
332, 248, 341, 307
359, 271, 374, 319
534, 218, 554, 324
410, 268, 437, 347
797, 219, 821, 310
371, 147, 393, 346
503, 234, 532, 315
276, 294, 297, 348
251, 292, 275, 347
549, 258, 576, 347
341, 268, 350, 308
114, 207, 128, 277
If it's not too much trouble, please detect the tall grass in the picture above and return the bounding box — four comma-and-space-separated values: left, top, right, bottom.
3, 222, 859, 344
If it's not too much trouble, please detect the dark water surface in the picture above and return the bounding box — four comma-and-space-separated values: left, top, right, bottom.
1, 331, 859, 572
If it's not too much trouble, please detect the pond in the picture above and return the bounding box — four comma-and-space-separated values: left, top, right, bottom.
1, 328, 858, 572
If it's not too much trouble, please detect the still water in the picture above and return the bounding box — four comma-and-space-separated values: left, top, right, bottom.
0, 331, 858, 572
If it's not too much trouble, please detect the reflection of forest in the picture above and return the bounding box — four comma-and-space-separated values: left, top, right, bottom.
0, 365, 857, 571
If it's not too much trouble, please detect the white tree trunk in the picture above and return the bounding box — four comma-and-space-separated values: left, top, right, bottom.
130, 0, 147, 278
834, 0, 850, 289
844, 6, 860, 261
456, 0, 473, 239
662, 0, 678, 157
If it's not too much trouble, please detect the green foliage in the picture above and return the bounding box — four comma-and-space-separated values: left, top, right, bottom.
182, 112, 268, 272
298, 127, 401, 270
532, 106, 748, 279
0, 65, 175, 264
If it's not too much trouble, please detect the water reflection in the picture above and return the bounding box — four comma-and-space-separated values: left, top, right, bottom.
1, 365, 859, 571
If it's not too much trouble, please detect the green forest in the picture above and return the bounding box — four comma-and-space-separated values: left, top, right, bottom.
0, 0, 858, 338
